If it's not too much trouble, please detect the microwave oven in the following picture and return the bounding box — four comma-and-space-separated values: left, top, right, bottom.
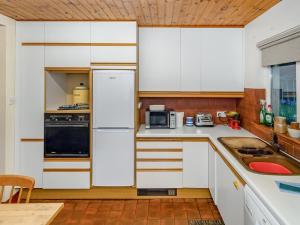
145, 110, 176, 129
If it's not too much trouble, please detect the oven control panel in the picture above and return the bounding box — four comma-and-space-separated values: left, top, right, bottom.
45, 113, 90, 122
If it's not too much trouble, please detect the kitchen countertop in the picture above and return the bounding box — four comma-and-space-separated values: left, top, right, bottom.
137, 124, 300, 225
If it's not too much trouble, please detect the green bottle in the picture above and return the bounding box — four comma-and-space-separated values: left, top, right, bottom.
265, 105, 274, 127
259, 100, 266, 124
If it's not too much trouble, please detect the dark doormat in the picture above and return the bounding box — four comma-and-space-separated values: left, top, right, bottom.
189, 220, 225, 225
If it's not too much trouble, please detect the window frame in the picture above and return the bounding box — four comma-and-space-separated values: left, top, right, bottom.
268, 62, 300, 123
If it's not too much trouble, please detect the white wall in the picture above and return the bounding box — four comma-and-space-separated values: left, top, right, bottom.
0, 14, 16, 174
245, 0, 300, 90
0, 26, 5, 173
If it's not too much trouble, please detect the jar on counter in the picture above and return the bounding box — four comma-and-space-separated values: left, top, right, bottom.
73, 83, 89, 105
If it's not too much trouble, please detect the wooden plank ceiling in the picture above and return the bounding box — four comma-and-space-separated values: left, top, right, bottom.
0, 0, 280, 26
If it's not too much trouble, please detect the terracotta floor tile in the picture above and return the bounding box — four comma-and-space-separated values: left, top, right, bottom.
148, 209, 161, 220
173, 210, 187, 219
174, 219, 188, 225
187, 210, 201, 220
136, 208, 148, 219
200, 210, 215, 220
147, 219, 161, 225
133, 219, 147, 225
33, 198, 222, 225
160, 218, 175, 225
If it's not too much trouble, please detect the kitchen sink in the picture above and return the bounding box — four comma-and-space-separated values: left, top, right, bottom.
218, 137, 300, 175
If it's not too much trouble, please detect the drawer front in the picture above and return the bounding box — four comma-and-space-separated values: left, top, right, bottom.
44, 161, 90, 169
137, 151, 182, 159
137, 161, 182, 169
137, 171, 183, 188
43, 171, 90, 189
137, 141, 182, 149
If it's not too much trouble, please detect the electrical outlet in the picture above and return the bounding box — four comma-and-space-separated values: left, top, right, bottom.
216, 111, 226, 118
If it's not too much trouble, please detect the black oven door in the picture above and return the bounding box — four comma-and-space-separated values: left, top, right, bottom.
150, 111, 170, 128
44, 122, 90, 158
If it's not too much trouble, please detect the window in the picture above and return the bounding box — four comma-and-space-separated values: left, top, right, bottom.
271, 62, 297, 124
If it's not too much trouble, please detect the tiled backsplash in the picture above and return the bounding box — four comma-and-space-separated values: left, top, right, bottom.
139, 97, 237, 124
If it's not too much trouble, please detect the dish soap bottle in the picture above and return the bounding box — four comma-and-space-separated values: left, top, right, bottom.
265, 105, 274, 127
259, 99, 266, 124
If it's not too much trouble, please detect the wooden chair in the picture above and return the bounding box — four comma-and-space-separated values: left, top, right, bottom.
0, 175, 35, 203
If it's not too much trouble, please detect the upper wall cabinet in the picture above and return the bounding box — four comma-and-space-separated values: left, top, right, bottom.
181, 29, 202, 91
139, 28, 181, 91
45, 46, 91, 67
45, 22, 91, 43
139, 28, 245, 93
17, 22, 45, 42
200, 29, 244, 92
91, 22, 137, 64
91, 22, 137, 43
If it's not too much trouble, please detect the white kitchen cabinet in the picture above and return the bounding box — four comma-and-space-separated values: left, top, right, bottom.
180, 29, 202, 91
16, 22, 45, 42
19, 142, 43, 188
136, 141, 183, 188
45, 22, 91, 43
91, 22, 137, 43
43, 172, 90, 189
216, 154, 244, 225
91, 46, 136, 63
45, 46, 90, 67
19, 46, 44, 138
200, 28, 244, 92
208, 144, 216, 202
245, 186, 280, 225
182, 142, 208, 188
137, 171, 183, 188
17, 22, 45, 138
43, 161, 90, 189
139, 28, 181, 91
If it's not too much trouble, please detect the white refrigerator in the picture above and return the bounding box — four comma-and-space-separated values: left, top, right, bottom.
92, 70, 135, 186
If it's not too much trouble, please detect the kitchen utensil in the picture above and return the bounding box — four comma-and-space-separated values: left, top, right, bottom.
176, 112, 184, 128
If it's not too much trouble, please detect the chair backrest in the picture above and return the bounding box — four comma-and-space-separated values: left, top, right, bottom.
0, 175, 35, 203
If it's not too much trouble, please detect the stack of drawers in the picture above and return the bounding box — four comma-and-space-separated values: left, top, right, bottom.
136, 141, 183, 188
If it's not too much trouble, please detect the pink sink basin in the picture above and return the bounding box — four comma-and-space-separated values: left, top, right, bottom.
249, 162, 293, 175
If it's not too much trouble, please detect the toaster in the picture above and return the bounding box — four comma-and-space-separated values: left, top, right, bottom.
195, 113, 214, 127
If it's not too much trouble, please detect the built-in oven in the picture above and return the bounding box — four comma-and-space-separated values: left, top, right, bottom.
44, 113, 90, 158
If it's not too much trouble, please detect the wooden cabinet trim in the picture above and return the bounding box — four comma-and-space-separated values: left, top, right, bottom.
137, 137, 209, 142
44, 67, 91, 73
137, 148, 183, 152
90, 62, 136, 66
22, 43, 137, 46
20, 138, 44, 142
43, 168, 90, 172
137, 168, 183, 172
208, 140, 246, 186
138, 91, 245, 98
44, 158, 90, 162
137, 158, 182, 162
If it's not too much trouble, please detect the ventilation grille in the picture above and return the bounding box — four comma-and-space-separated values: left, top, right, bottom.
137, 188, 177, 196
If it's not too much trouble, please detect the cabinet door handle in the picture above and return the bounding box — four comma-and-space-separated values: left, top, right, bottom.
233, 180, 240, 190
